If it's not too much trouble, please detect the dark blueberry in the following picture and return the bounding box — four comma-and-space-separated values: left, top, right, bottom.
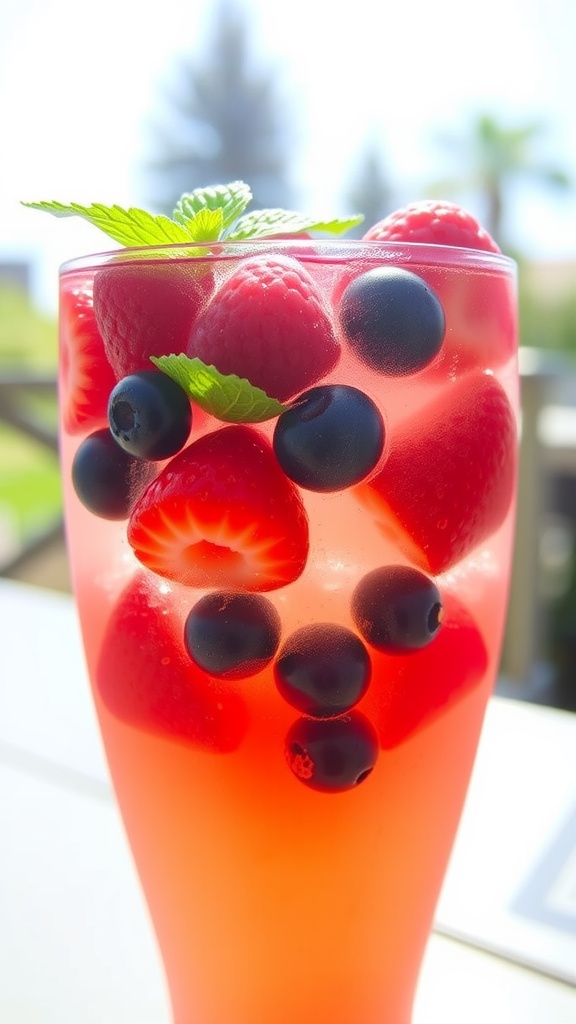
71, 428, 155, 520
108, 370, 192, 461
275, 623, 371, 718
338, 267, 445, 375
273, 384, 384, 492
184, 592, 281, 679
352, 565, 443, 652
285, 712, 378, 792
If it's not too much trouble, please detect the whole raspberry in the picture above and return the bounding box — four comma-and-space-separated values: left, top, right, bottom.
360, 201, 515, 372
187, 255, 339, 402
364, 200, 501, 253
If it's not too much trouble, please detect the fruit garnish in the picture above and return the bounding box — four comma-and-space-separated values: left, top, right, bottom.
357, 372, 517, 574
107, 370, 192, 461
362, 201, 516, 374
338, 267, 446, 375
151, 353, 285, 423
351, 566, 443, 652
127, 424, 309, 591
184, 592, 281, 680
363, 200, 501, 252
28, 181, 361, 410
96, 573, 248, 752
60, 282, 116, 434
186, 254, 340, 402
369, 593, 488, 749
274, 623, 371, 719
285, 712, 378, 792
72, 428, 155, 520
23, 180, 363, 247
93, 261, 212, 379
273, 384, 384, 491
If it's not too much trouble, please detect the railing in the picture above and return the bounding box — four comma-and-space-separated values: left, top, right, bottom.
0, 371, 64, 580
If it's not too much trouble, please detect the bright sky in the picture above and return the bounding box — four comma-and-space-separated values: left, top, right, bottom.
1, 0, 575, 311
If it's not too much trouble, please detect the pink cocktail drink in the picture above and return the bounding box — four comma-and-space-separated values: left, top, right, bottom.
58, 225, 517, 1023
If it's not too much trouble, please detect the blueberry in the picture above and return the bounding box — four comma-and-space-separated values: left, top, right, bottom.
72, 428, 155, 520
108, 370, 192, 461
338, 267, 445, 375
275, 623, 371, 718
184, 592, 281, 679
352, 565, 443, 651
273, 384, 384, 492
285, 712, 378, 792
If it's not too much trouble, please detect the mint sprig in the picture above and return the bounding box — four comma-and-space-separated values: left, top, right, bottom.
172, 181, 252, 232
20, 201, 195, 247
151, 353, 286, 423
226, 209, 364, 241
23, 180, 363, 247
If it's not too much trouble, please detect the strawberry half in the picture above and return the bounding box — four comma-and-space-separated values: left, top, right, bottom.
60, 279, 116, 434
128, 424, 309, 591
93, 260, 212, 379
96, 573, 248, 752
187, 254, 340, 401
363, 201, 516, 373
369, 593, 489, 749
357, 372, 517, 574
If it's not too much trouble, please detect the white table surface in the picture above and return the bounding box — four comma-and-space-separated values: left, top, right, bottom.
1, 578, 575, 1024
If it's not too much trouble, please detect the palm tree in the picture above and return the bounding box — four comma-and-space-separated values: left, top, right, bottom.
430, 113, 570, 249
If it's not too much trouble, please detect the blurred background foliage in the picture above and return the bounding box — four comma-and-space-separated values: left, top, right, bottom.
0, 287, 60, 559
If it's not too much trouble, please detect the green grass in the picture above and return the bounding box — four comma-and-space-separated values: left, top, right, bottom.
0, 425, 62, 541
0, 285, 61, 544
1, 463, 62, 533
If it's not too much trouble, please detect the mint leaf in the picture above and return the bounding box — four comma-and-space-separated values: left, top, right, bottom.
20, 201, 194, 247
225, 208, 364, 240
180, 207, 224, 241
151, 354, 286, 423
24, 180, 364, 247
172, 181, 252, 232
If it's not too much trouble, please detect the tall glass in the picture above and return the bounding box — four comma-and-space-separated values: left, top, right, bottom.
59, 239, 517, 1024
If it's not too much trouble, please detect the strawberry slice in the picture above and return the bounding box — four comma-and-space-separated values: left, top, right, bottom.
362, 201, 516, 373
128, 424, 309, 590
368, 593, 489, 748
96, 573, 248, 751
60, 279, 116, 434
93, 260, 212, 379
187, 254, 339, 401
357, 372, 517, 574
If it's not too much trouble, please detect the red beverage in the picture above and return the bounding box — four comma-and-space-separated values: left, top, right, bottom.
59, 239, 517, 1024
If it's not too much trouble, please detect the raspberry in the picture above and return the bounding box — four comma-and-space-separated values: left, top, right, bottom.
187, 255, 340, 402
363, 200, 501, 253
362, 202, 515, 373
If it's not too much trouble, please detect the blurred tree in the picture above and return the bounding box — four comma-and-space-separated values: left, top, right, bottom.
430, 113, 571, 250
143, 0, 294, 213
343, 139, 394, 237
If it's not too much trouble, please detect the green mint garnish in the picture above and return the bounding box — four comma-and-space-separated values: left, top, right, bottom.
20, 201, 195, 248
226, 209, 364, 241
172, 181, 252, 233
23, 180, 363, 247
151, 354, 286, 423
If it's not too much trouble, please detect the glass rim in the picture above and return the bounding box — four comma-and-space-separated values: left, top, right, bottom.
60, 237, 516, 276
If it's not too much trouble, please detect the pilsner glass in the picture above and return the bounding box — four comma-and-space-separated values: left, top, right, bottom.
59, 239, 517, 1024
